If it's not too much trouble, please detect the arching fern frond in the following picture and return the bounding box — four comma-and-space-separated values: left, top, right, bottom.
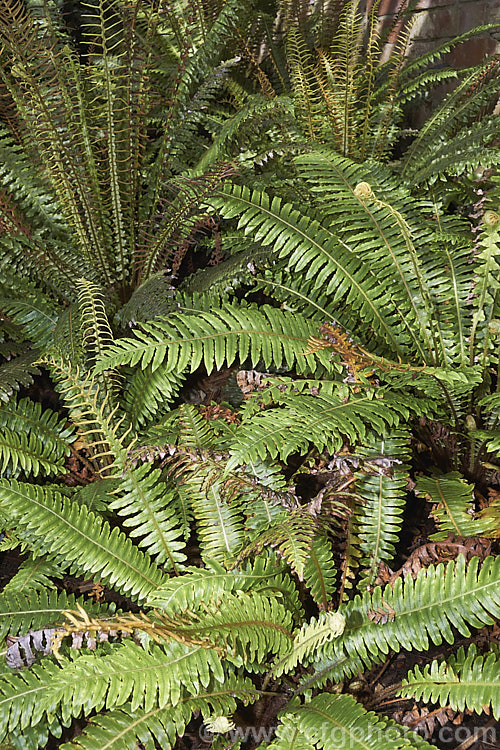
95, 300, 331, 375
0, 480, 167, 601
109, 463, 187, 572
297, 554, 500, 690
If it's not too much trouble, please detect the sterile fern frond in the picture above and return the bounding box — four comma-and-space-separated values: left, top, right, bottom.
57, 675, 256, 750
237, 510, 318, 580
0, 588, 112, 642
273, 610, 346, 678
399, 644, 500, 719
271, 692, 434, 750
227, 384, 412, 466
0, 350, 41, 402
0, 479, 167, 601
147, 556, 303, 620
303, 534, 338, 608
297, 555, 500, 690
416, 472, 500, 540
0, 556, 64, 596
354, 429, 410, 588
95, 300, 331, 375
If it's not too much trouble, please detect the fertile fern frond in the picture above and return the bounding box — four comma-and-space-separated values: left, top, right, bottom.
416, 472, 500, 540
298, 554, 500, 689
0, 480, 167, 601
95, 300, 331, 375
399, 644, 500, 719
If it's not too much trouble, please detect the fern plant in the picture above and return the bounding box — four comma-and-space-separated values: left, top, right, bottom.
0, 1, 500, 749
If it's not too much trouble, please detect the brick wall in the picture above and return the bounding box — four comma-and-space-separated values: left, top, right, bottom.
377, 0, 500, 64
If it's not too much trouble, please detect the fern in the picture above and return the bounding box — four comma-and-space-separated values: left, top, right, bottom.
96, 299, 331, 375
0, 480, 167, 601
268, 693, 435, 750
296, 555, 500, 689
399, 644, 500, 719
0, 589, 112, 642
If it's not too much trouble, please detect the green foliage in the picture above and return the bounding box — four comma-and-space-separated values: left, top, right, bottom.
0, 1, 499, 748
399, 644, 500, 719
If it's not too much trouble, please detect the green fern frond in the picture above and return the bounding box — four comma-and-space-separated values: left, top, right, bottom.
292, 148, 472, 364
147, 556, 303, 620
272, 693, 434, 750
237, 510, 318, 580
0, 479, 167, 601
227, 384, 411, 466
115, 273, 176, 327
303, 534, 338, 609
0, 588, 112, 642
297, 555, 500, 690
95, 300, 331, 375
210, 175, 441, 362
170, 591, 294, 665
469, 215, 500, 367
58, 675, 257, 750
0, 427, 67, 478
109, 463, 187, 571
0, 640, 230, 736
1, 556, 63, 596
258, 714, 314, 750
0, 395, 74, 478
401, 58, 500, 184
286, 25, 322, 140
416, 472, 500, 540
354, 429, 410, 588
122, 362, 183, 429
0, 350, 41, 403
0, 397, 74, 452
273, 610, 345, 678
400, 644, 500, 719
0, 291, 58, 351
